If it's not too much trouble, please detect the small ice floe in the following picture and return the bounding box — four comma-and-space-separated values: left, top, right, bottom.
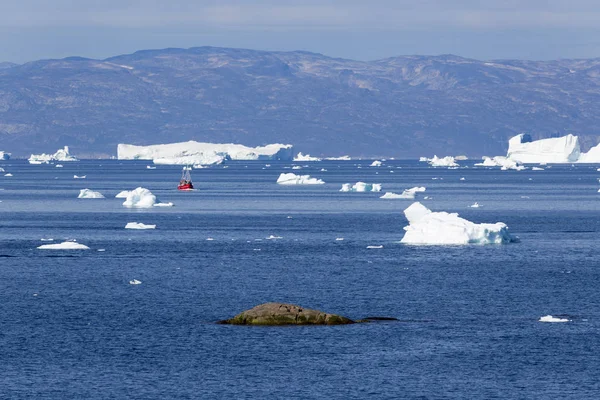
532, 167, 544, 171
320, 168, 327, 172
286, 216, 293, 219
460, 177, 466, 181
528, 178, 533, 181
380, 187, 426, 200
521, 196, 530, 199
401, 202, 517, 245
265, 164, 271, 167
266, 235, 283, 240
125, 222, 156, 230
424, 196, 431, 200
253, 248, 261, 251
73, 175, 86, 179
183, 166, 192, 171
0, 167, 4, 172
335, 238, 344, 241
121, 188, 173, 208
539, 315, 569, 323
193, 164, 206, 169
115, 190, 130, 198
4, 173, 13, 177
469, 202, 481, 208
146, 165, 156, 169
370, 160, 382, 167
206, 237, 214, 241
37, 241, 90, 250
340, 182, 381, 192
153, 202, 174, 207
40, 238, 54, 241
129, 279, 142, 285
55, 164, 63, 168
277, 173, 325, 185
292, 165, 302, 170
78, 189, 105, 199
97, 249, 106, 252
367, 245, 383, 249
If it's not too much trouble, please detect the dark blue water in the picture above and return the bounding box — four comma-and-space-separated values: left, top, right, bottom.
1, 160, 599, 399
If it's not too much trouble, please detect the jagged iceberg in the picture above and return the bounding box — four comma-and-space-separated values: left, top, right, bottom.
578, 142, 600, 163
77, 189, 105, 199
0, 151, 10, 160
118, 141, 294, 165
507, 134, 580, 163
276, 173, 325, 185
370, 160, 382, 167
340, 182, 382, 192
294, 152, 322, 162
121, 187, 172, 208
37, 241, 90, 250
475, 156, 525, 170
125, 222, 156, 229
426, 156, 459, 167
401, 202, 517, 245
380, 187, 426, 199
29, 146, 78, 164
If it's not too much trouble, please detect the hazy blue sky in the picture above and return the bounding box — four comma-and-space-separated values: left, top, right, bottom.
2, 0, 600, 63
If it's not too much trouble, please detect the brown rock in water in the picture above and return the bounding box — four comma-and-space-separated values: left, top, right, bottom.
218, 302, 356, 326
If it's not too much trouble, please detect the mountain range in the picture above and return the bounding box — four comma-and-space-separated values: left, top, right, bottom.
1, 46, 600, 158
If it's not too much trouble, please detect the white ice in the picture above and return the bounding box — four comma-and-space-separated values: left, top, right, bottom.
366, 245, 383, 249
380, 187, 426, 200
125, 222, 156, 229
340, 182, 382, 192
29, 146, 78, 164
74, 175, 86, 179
266, 235, 283, 240
78, 189, 105, 199
539, 315, 569, 323
470, 202, 481, 208
475, 156, 525, 170
294, 152, 322, 161
507, 134, 580, 163
426, 156, 459, 167
401, 202, 517, 245
4, 173, 12, 177
532, 167, 544, 171
38, 241, 90, 250
129, 279, 142, 285
115, 190, 131, 198
122, 187, 158, 208
370, 160, 382, 167
325, 155, 351, 160
277, 173, 325, 185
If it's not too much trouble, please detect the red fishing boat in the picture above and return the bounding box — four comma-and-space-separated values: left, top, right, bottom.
178, 167, 194, 190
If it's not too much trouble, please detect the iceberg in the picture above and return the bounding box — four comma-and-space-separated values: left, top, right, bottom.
29, 146, 78, 164
401, 202, 517, 245
74, 175, 86, 179
340, 182, 382, 192
475, 156, 525, 170
122, 187, 159, 208
276, 173, 325, 185
125, 222, 156, 229
427, 156, 459, 167
380, 187, 426, 199
115, 190, 131, 198
77, 189, 105, 199
325, 155, 351, 161
117, 141, 294, 164
55, 164, 63, 168
539, 315, 569, 323
129, 279, 142, 285
4, 173, 13, 177
37, 241, 90, 250
370, 160, 382, 167
294, 152, 322, 162
0, 151, 10, 160
578, 142, 600, 163
507, 134, 580, 163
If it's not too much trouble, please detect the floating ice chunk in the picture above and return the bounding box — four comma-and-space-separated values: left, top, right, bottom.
367, 245, 383, 249
335, 238, 344, 241
455, 155, 468, 161
532, 167, 544, 171
125, 222, 156, 229
38, 241, 90, 250
55, 164, 63, 168
460, 177, 466, 181
129, 279, 142, 285
294, 152, 322, 161
78, 189, 105, 199
206, 237, 214, 241
370, 160, 382, 167
115, 190, 131, 198
97, 249, 106, 252
73, 175, 86, 179
292, 165, 302, 170
470, 202, 481, 208
153, 202, 174, 207
146, 165, 156, 169
320, 168, 327, 172
265, 164, 271, 167
380, 187, 425, 199
427, 156, 459, 167
340, 182, 382, 192
4, 173, 12, 177
401, 202, 517, 245
508, 134, 580, 163
40, 238, 54, 241
475, 156, 525, 170
122, 187, 157, 208
325, 155, 351, 160
539, 315, 569, 323
277, 173, 325, 185
29, 146, 78, 164
266, 235, 283, 240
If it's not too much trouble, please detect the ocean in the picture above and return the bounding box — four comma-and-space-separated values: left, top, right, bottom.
0, 159, 599, 399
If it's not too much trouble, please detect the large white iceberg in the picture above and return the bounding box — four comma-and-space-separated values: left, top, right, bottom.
380, 187, 426, 199
121, 187, 172, 208
340, 182, 382, 192
400, 202, 517, 245
507, 134, 580, 163
125, 222, 156, 229
427, 156, 459, 167
118, 141, 294, 165
29, 146, 78, 164
0, 151, 10, 160
293, 152, 322, 162
276, 173, 325, 185
77, 189, 105, 199
37, 241, 90, 250
578, 142, 600, 163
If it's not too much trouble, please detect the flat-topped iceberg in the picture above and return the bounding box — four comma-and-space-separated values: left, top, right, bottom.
29, 146, 78, 164
38, 241, 90, 250
381, 187, 426, 199
507, 134, 580, 163
427, 156, 459, 167
78, 189, 105, 199
401, 202, 517, 245
125, 222, 156, 229
340, 182, 382, 192
0, 151, 10, 160
539, 315, 569, 323
325, 155, 351, 161
276, 173, 325, 185
121, 187, 173, 208
118, 141, 294, 165
293, 152, 321, 162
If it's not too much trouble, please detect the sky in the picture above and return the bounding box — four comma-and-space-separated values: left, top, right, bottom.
2, 0, 600, 63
